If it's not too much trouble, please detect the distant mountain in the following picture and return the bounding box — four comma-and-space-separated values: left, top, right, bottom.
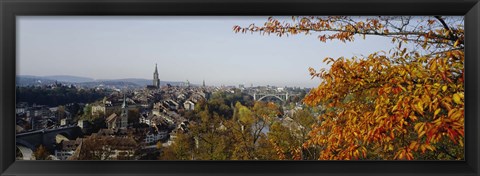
17, 75, 186, 88
97, 78, 184, 87
17, 75, 94, 84
43, 75, 94, 83
77, 81, 142, 89
16, 75, 57, 86
99, 78, 152, 87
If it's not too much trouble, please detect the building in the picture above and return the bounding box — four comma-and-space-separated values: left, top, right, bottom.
140, 113, 171, 127
183, 100, 195, 111
16, 102, 28, 114
92, 96, 137, 116
106, 95, 129, 130
144, 129, 169, 144
91, 97, 113, 115
106, 113, 119, 129
139, 113, 156, 126
55, 139, 82, 160
68, 136, 137, 160
60, 118, 69, 126
147, 63, 161, 89
153, 63, 160, 88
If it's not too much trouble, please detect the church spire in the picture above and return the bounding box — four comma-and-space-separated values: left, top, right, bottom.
122, 94, 127, 109
153, 63, 160, 88
120, 94, 128, 129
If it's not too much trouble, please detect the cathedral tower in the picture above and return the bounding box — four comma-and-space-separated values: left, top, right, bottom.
153, 63, 160, 88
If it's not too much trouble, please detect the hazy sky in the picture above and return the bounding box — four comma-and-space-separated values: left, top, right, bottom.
18, 16, 397, 88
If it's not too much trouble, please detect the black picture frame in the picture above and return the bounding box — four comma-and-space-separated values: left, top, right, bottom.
1, 0, 479, 176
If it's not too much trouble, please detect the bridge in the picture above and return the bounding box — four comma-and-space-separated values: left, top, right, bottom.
16, 125, 83, 158
252, 92, 291, 102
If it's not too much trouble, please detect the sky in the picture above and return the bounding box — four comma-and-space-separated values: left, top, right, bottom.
17, 16, 399, 88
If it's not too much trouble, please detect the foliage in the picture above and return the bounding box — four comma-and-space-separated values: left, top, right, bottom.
158, 90, 317, 160
33, 145, 51, 160
235, 16, 464, 160
16, 86, 108, 107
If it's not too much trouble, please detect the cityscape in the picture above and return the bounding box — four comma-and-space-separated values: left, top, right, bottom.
16, 64, 312, 160
16, 16, 464, 160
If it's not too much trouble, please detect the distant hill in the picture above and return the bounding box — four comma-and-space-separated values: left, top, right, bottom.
17, 75, 94, 84
43, 75, 94, 83
98, 78, 152, 87
16, 75, 57, 86
17, 75, 186, 88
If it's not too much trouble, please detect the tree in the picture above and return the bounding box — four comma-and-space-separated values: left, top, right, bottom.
33, 145, 51, 160
235, 16, 464, 160
156, 141, 163, 150
267, 108, 320, 160
268, 121, 300, 160
57, 105, 66, 120
161, 97, 283, 160
158, 144, 177, 160
169, 132, 195, 160
291, 108, 320, 160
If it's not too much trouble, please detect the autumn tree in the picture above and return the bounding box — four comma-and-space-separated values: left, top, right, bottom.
57, 105, 67, 120
268, 108, 320, 160
228, 101, 284, 160
161, 98, 235, 160
160, 94, 283, 160
158, 144, 177, 160
234, 16, 464, 160
33, 145, 51, 160
159, 131, 195, 160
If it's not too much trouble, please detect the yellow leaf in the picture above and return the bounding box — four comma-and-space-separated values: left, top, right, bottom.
453, 40, 460, 47
453, 93, 463, 105
448, 109, 456, 118
409, 141, 417, 150
409, 115, 417, 121
430, 61, 437, 72
417, 127, 426, 138
425, 144, 435, 151
323, 57, 329, 63
398, 84, 406, 92
420, 145, 426, 153
392, 104, 398, 112
417, 101, 424, 114
442, 86, 447, 92
451, 110, 462, 120
434, 108, 441, 118
419, 123, 425, 133
414, 123, 422, 131
388, 144, 394, 151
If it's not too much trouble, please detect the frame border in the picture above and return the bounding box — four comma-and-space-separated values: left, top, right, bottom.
1, 0, 479, 176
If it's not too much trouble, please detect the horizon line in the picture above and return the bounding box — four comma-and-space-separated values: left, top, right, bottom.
16, 74, 316, 88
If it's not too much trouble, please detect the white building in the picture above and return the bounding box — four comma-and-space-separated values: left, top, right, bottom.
144, 131, 169, 144
183, 100, 195, 111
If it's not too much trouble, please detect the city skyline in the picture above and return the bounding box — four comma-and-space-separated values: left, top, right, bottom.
18, 16, 399, 88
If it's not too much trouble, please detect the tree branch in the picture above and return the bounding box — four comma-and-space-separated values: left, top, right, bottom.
434, 16, 457, 42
